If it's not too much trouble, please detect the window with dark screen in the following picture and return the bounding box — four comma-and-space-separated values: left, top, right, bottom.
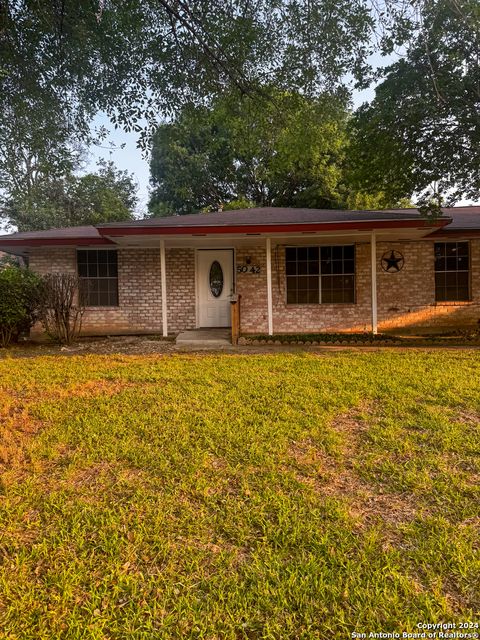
285, 246, 355, 304
77, 250, 119, 307
434, 242, 469, 302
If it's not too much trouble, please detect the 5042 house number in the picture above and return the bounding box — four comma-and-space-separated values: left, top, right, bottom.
237, 264, 261, 274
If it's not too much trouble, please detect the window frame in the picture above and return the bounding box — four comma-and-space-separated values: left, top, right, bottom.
285, 244, 356, 305
76, 249, 119, 308
434, 241, 470, 303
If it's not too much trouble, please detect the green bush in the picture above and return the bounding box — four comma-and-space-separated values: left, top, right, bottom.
0, 265, 42, 347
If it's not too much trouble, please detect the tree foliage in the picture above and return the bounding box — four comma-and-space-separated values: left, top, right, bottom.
2, 161, 138, 232
149, 89, 415, 214
0, 0, 376, 153
348, 0, 480, 209
149, 90, 351, 214
0, 264, 42, 347
1, 1, 478, 211
0, 103, 82, 199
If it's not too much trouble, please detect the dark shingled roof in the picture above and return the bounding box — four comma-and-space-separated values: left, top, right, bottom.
0, 225, 102, 241
441, 207, 480, 229
0, 206, 479, 245
97, 207, 449, 229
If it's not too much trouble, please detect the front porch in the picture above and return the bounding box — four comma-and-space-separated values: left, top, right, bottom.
94, 229, 417, 342
26, 230, 457, 342
3, 207, 467, 341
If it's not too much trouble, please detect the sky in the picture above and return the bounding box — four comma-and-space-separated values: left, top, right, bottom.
86, 113, 151, 218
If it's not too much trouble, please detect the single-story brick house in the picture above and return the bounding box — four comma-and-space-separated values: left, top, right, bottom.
0, 207, 479, 338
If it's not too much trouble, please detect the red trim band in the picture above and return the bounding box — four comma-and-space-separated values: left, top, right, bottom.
0, 218, 452, 248
99, 219, 450, 237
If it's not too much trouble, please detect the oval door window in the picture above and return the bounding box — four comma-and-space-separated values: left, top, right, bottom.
209, 261, 224, 298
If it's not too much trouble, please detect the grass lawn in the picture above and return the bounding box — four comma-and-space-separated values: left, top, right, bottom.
0, 350, 479, 639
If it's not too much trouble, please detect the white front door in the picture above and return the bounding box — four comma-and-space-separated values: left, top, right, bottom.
197, 250, 234, 327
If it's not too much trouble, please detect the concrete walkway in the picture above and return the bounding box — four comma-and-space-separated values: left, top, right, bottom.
175, 328, 231, 347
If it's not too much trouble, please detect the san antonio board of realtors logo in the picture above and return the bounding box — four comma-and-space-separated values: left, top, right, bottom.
381, 250, 405, 272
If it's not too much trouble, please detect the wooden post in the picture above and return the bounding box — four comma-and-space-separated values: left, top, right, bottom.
371, 231, 378, 335
230, 294, 241, 345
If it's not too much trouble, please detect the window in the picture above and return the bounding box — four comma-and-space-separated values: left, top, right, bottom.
286, 246, 355, 304
434, 242, 469, 302
209, 260, 224, 297
77, 250, 118, 306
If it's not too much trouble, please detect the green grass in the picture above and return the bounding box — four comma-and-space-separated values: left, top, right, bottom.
0, 351, 479, 638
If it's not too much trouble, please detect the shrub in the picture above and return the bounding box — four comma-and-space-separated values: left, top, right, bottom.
0, 265, 42, 347
0, 254, 21, 268
38, 273, 85, 345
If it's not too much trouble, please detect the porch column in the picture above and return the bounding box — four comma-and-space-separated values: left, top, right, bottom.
160, 238, 168, 337
370, 231, 378, 335
266, 237, 273, 335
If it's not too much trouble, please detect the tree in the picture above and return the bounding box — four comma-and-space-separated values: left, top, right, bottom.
3, 2, 477, 212
348, 0, 480, 210
0, 104, 82, 200
345, 191, 414, 211
2, 161, 138, 232
0, 95, 86, 231
0, 2, 375, 151
0, 1, 376, 228
68, 160, 138, 225
149, 90, 350, 214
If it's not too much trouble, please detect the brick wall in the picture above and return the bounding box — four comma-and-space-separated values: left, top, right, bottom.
376, 239, 480, 332
237, 238, 480, 334
235, 246, 269, 333
27, 237, 480, 338
28, 246, 196, 336
166, 248, 196, 333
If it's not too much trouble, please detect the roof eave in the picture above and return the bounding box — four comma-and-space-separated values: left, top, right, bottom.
429, 228, 480, 237
0, 237, 114, 248
0, 217, 455, 251
98, 218, 451, 237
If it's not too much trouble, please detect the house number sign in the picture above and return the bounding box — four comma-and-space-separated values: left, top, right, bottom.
236, 264, 261, 274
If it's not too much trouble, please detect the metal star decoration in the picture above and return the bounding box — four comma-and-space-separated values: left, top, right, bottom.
381, 250, 404, 272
